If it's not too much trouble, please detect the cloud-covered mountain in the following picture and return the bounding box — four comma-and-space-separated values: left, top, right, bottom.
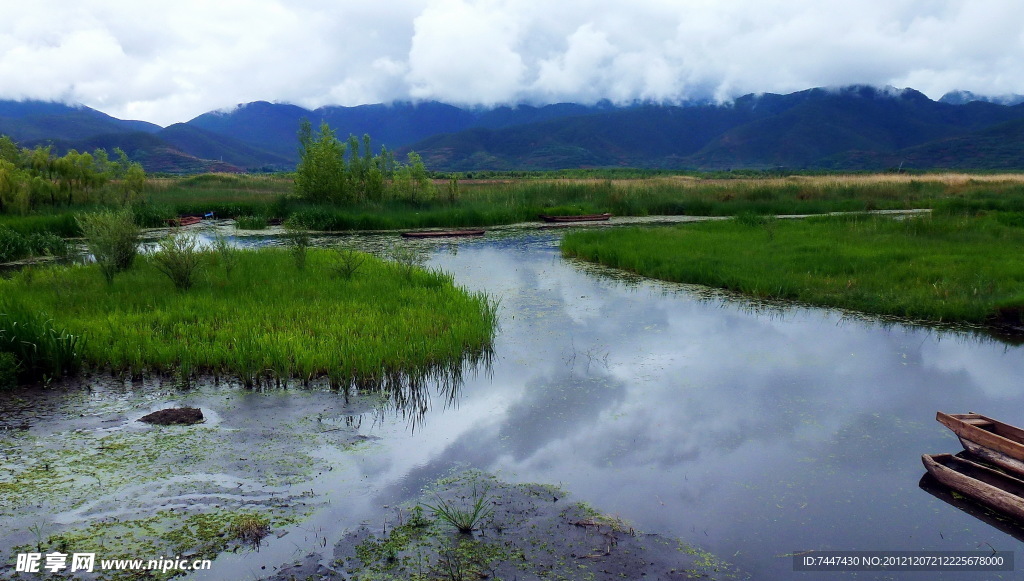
3, 86, 1024, 173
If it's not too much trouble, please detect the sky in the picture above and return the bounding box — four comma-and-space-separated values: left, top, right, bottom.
1, 0, 1022, 126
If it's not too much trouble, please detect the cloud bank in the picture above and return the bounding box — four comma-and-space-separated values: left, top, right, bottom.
1, 0, 1022, 125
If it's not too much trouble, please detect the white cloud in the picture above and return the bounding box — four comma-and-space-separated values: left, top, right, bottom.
0, 0, 1022, 125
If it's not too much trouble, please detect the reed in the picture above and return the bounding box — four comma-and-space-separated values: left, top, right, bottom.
0, 248, 497, 387
562, 213, 1024, 325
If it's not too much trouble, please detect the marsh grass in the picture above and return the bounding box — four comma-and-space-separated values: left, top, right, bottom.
230, 514, 271, 550
84, 172, 1020, 232
211, 232, 240, 279
562, 213, 1024, 325
0, 302, 84, 384
235, 215, 269, 230
423, 484, 495, 534
0, 248, 497, 386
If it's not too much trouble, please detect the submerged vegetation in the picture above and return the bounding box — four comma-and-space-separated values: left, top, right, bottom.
563, 213, 1024, 326
0, 247, 497, 387
340, 471, 737, 581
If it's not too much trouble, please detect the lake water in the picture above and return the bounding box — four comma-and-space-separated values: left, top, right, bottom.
5, 223, 1024, 580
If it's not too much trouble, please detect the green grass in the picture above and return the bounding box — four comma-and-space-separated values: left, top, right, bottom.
8, 172, 1024, 233
562, 213, 1024, 325
0, 248, 497, 387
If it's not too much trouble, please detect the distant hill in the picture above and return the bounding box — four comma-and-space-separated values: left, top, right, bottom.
158, 123, 292, 171
185, 100, 611, 162
0, 100, 160, 143
405, 87, 1024, 170
4, 87, 1024, 173
824, 117, 1024, 170
939, 90, 1024, 106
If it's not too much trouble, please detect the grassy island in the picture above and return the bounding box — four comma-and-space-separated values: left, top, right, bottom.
562, 213, 1024, 326
0, 248, 497, 386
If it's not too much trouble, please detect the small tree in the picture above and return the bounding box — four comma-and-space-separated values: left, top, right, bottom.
151, 233, 202, 291
77, 209, 140, 284
330, 245, 366, 280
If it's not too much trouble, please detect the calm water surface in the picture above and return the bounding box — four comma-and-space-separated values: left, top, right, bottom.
327, 228, 1024, 580
8, 224, 1024, 580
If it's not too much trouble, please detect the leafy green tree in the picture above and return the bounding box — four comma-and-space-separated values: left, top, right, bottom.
295, 119, 347, 203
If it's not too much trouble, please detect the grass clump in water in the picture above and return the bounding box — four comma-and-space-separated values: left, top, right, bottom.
0, 247, 496, 386
562, 213, 1024, 326
422, 483, 494, 534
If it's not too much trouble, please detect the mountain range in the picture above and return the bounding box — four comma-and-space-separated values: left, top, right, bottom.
1, 86, 1023, 173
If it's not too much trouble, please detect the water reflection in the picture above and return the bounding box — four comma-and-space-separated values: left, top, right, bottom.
8, 224, 1024, 580
353, 230, 1024, 580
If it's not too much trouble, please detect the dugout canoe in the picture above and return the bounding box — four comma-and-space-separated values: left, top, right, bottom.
936, 412, 1024, 475
537, 213, 612, 223
400, 229, 485, 238
921, 453, 1024, 522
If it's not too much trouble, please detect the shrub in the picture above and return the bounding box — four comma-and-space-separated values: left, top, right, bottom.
77, 209, 141, 284
151, 233, 203, 291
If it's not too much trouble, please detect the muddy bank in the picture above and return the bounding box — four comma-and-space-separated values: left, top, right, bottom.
265, 471, 741, 581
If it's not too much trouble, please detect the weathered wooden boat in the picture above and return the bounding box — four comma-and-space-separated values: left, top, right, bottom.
936, 412, 1024, 475
400, 229, 486, 238
921, 453, 1024, 522
167, 215, 203, 227
537, 213, 612, 223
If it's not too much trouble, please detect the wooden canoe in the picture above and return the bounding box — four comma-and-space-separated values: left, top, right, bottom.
921, 453, 1024, 522
400, 229, 485, 238
168, 216, 203, 227
936, 412, 1024, 475
537, 213, 612, 223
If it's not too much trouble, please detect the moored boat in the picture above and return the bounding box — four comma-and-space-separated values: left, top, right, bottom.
167, 216, 203, 227
936, 412, 1024, 475
537, 213, 612, 223
401, 229, 485, 238
921, 453, 1024, 522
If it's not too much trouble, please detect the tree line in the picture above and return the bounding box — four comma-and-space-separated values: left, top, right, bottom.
294, 120, 437, 204
0, 136, 146, 214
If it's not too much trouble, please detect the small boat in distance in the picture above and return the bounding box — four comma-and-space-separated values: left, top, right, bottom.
167, 216, 203, 227
936, 412, 1024, 475
401, 229, 486, 238
537, 213, 612, 223
921, 453, 1024, 522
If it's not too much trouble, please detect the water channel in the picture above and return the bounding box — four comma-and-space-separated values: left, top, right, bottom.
3, 221, 1024, 580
